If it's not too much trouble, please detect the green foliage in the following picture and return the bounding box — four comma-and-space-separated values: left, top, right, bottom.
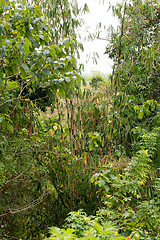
0, 116, 102, 239
44, 227, 76, 240
77, 84, 111, 155
106, 0, 160, 102
0, 0, 160, 239
0, 0, 81, 112
44, 210, 126, 240
0, 0, 86, 239
88, 132, 102, 151
86, 71, 109, 89
91, 129, 160, 238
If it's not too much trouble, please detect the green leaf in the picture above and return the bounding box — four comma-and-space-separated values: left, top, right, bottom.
24, 37, 31, 54
98, 179, 105, 187
0, 24, 4, 33
19, 66, 26, 79
39, 34, 45, 40
28, 6, 35, 13
18, 42, 24, 55
25, 30, 32, 40
32, 38, 39, 48
89, 142, 94, 151
22, 64, 29, 72
138, 111, 144, 119
17, 56, 23, 65
115, 150, 121, 157
63, 38, 70, 49
6, 123, 14, 133
64, 77, 71, 83
43, 68, 50, 76
1, 45, 7, 52
63, 38, 69, 45
104, 185, 110, 192
91, 173, 99, 183
5, 40, 11, 46
66, 56, 72, 61
0, 116, 3, 123
134, 105, 139, 111
43, 49, 49, 55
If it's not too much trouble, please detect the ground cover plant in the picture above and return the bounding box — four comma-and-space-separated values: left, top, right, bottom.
0, 0, 160, 239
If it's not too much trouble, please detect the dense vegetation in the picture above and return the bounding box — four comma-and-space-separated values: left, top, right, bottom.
0, 0, 160, 239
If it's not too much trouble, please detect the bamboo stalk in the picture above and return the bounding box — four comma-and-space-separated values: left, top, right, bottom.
66, 98, 73, 149
116, 113, 121, 152
70, 99, 77, 155
102, 86, 109, 151
70, 99, 74, 140
76, 89, 84, 155
73, 100, 77, 155
76, 125, 81, 155
109, 2, 127, 157
74, 92, 81, 155
56, 93, 65, 147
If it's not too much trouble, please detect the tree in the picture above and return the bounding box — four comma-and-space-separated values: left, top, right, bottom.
0, 0, 84, 239
0, 0, 82, 111
32, 0, 89, 69
88, 71, 109, 89
105, 0, 160, 103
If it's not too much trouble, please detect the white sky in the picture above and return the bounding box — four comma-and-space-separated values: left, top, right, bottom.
77, 0, 121, 75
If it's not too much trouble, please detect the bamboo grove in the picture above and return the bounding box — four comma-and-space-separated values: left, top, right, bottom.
0, 0, 160, 239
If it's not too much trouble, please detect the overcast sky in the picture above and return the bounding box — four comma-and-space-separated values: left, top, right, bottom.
76, 0, 121, 75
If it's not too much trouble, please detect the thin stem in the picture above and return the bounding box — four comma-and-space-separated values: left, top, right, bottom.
109, 2, 127, 157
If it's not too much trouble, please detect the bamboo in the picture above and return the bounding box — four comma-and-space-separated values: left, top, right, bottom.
73, 100, 77, 155
56, 93, 65, 147
70, 99, 77, 155
102, 86, 109, 151
76, 125, 81, 155
65, 98, 73, 149
109, 2, 127, 157
76, 89, 84, 155
74, 92, 80, 155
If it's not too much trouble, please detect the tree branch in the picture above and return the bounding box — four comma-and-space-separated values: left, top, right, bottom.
0, 192, 49, 217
